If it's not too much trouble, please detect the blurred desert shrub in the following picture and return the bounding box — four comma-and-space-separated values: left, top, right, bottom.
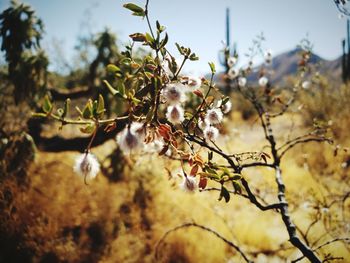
300, 77, 350, 142
0, 150, 243, 263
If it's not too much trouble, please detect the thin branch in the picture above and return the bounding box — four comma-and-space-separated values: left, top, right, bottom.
241, 178, 284, 211
292, 238, 350, 263
201, 185, 282, 212
279, 137, 332, 159
155, 222, 252, 263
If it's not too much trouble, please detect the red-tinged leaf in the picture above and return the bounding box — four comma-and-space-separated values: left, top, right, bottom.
193, 89, 204, 98
158, 123, 171, 132
171, 139, 178, 148
188, 157, 193, 167
159, 144, 169, 156
104, 122, 116, 133
129, 33, 146, 42
190, 165, 199, 177
158, 128, 170, 141
199, 177, 207, 189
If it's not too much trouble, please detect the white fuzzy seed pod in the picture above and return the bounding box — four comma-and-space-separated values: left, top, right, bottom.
221, 100, 232, 114
180, 175, 197, 192
163, 83, 185, 104
227, 56, 237, 68
259, 76, 269, 87
73, 153, 100, 182
166, 104, 185, 124
238, 77, 247, 87
205, 108, 223, 125
117, 122, 145, 155
203, 126, 219, 141
228, 68, 238, 79
302, 81, 311, 89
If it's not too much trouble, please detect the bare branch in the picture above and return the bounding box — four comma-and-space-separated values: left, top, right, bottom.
279, 137, 332, 159
292, 238, 350, 263
155, 222, 252, 263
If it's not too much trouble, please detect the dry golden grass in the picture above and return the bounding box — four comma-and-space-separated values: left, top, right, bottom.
1, 87, 350, 262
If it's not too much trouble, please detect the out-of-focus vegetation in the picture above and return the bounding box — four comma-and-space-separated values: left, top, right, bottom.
0, 1, 349, 263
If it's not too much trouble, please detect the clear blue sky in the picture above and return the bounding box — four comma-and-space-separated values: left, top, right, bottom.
0, 0, 346, 75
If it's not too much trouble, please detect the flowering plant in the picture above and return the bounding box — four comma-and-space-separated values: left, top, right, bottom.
31, 1, 349, 262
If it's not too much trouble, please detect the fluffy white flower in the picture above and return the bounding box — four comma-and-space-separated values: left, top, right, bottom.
187, 76, 202, 91
302, 81, 311, 89
222, 100, 232, 114
144, 138, 164, 153
228, 67, 238, 79
205, 108, 223, 125
117, 122, 145, 154
238, 77, 247, 87
203, 126, 219, 141
259, 76, 269, 87
198, 119, 208, 130
227, 56, 237, 68
180, 175, 197, 192
166, 104, 184, 124
163, 83, 185, 104
73, 153, 100, 182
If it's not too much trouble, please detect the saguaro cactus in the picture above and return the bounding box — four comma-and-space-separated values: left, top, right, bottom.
218, 8, 237, 94
342, 19, 350, 83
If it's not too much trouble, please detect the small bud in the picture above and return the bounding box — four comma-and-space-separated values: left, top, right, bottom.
227, 56, 237, 68
259, 76, 269, 87
238, 77, 247, 87
166, 104, 184, 124
180, 174, 197, 192
218, 99, 232, 114
73, 153, 100, 182
203, 126, 219, 141
205, 108, 223, 125
264, 49, 272, 64
302, 81, 311, 89
228, 68, 238, 79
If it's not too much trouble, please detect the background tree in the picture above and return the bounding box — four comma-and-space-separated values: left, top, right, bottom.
0, 0, 48, 103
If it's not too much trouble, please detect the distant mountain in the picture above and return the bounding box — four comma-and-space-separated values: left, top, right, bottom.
212, 48, 342, 87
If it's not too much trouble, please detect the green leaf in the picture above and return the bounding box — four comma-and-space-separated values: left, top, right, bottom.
103, 80, 119, 96
208, 151, 213, 161
175, 43, 184, 55
57, 108, 64, 117
159, 33, 168, 49
219, 185, 230, 203
231, 174, 241, 180
62, 98, 70, 119
75, 106, 83, 116
97, 94, 105, 115
129, 32, 146, 42
117, 82, 126, 98
131, 97, 141, 105
205, 166, 217, 175
31, 112, 47, 118
80, 123, 95, 134
123, 3, 145, 16
82, 100, 93, 119
189, 53, 199, 61
107, 64, 121, 74
208, 62, 216, 74
232, 181, 242, 194
42, 95, 52, 113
